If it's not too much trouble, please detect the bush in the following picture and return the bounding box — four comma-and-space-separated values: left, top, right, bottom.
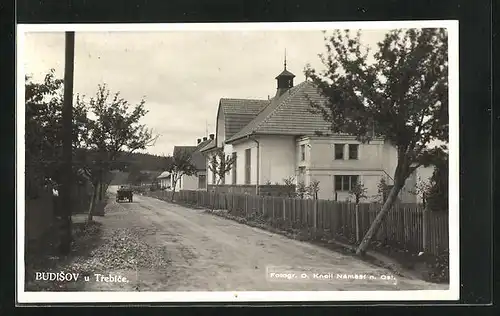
426, 152, 448, 212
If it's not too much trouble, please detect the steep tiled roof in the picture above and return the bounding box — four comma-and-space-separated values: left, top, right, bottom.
275, 69, 296, 78
219, 98, 269, 140
225, 81, 331, 143
173, 146, 206, 171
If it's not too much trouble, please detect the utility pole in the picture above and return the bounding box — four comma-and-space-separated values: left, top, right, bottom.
59, 31, 75, 255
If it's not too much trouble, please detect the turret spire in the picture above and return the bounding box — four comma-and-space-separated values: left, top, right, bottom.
275, 51, 295, 98
284, 48, 287, 70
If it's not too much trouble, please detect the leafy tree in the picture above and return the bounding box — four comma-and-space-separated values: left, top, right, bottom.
305, 28, 448, 255
207, 148, 236, 211
163, 149, 197, 202
78, 84, 157, 221
349, 182, 368, 204
25, 70, 90, 255
25, 70, 89, 196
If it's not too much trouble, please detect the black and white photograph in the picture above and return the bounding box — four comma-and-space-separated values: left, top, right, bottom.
17, 21, 459, 303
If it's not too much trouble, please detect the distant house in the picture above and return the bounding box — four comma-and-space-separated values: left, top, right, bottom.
171, 137, 212, 191
200, 62, 422, 202
157, 171, 171, 189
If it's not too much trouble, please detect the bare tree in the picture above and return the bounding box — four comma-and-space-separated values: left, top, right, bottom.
208, 148, 236, 211
164, 149, 197, 202
307, 179, 321, 199
410, 176, 432, 208
283, 176, 296, 197
349, 182, 368, 204
296, 181, 308, 199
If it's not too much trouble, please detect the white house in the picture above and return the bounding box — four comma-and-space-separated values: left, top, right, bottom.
157, 171, 171, 189
200, 63, 431, 201
170, 137, 211, 191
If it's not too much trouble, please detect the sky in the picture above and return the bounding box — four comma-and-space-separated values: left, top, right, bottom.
23, 28, 389, 156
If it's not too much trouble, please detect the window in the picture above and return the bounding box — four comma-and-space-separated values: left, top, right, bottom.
297, 167, 306, 183
198, 175, 206, 189
349, 144, 359, 160
334, 175, 359, 191
232, 152, 237, 184
300, 144, 306, 161
334, 144, 344, 160
245, 148, 251, 184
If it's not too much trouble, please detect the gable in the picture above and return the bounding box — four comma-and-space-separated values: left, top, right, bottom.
219, 98, 269, 141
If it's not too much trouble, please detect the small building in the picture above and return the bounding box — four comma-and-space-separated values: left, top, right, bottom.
157, 171, 171, 189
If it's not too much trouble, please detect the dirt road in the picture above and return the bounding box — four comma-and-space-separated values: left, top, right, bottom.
66, 190, 447, 292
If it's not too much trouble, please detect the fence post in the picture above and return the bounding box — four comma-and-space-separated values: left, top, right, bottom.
262, 196, 266, 215
355, 203, 360, 243
272, 197, 275, 219
283, 198, 286, 221
313, 199, 318, 231
245, 194, 248, 218
423, 207, 428, 252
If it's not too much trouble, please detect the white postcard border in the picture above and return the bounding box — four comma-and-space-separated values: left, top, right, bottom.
17, 20, 460, 303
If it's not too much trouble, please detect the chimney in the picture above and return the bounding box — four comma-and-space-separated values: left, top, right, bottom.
203, 136, 208, 141
197, 138, 201, 144
209, 134, 214, 140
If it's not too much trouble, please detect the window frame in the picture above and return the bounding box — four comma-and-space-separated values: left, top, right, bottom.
300, 144, 306, 161
348, 144, 359, 160
334, 175, 359, 191
198, 174, 206, 189
334, 144, 344, 160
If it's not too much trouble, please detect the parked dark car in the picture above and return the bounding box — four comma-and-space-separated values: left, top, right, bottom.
116, 186, 133, 202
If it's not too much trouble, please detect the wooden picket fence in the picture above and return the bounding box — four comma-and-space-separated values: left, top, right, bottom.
148, 190, 449, 256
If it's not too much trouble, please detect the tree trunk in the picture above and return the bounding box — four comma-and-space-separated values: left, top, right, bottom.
356, 181, 404, 255
211, 179, 220, 211
98, 171, 104, 201
87, 181, 98, 222
171, 178, 177, 202
94, 181, 105, 216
